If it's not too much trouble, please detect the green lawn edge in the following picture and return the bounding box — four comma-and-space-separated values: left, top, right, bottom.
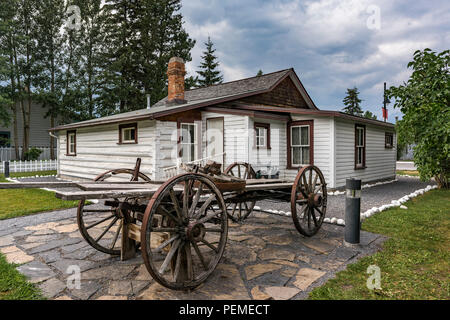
0, 253, 45, 300
309, 189, 450, 300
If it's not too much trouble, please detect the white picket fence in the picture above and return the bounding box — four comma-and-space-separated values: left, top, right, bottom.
0, 159, 58, 174
0, 147, 57, 161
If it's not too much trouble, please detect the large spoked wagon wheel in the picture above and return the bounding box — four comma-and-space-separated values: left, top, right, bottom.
141, 173, 228, 290
77, 168, 151, 255
291, 165, 327, 237
224, 162, 256, 222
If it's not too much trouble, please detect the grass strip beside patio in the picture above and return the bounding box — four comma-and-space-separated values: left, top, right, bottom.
0, 253, 44, 300
0, 170, 57, 181
0, 188, 81, 220
396, 170, 420, 176
309, 189, 450, 300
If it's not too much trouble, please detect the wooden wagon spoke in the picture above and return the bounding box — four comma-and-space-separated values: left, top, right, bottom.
200, 239, 219, 253
169, 189, 183, 220
314, 207, 324, 217
159, 238, 181, 275
192, 241, 208, 270
310, 207, 319, 227
238, 165, 241, 178
158, 205, 182, 225
95, 217, 119, 242
85, 214, 116, 230
238, 203, 242, 220
198, 209, 223, 224
185, 242, 194, 281
308, 168, 313, 193
307, 207, 311, 229
188, 183, 204, 218
194, 194, 217, 219
243, 166, 249, 179
110, 221, 122, 249
182, 182, 190, 216
154, 235, 179, 253
312, 172, 318, 193
172, 243, 183, 282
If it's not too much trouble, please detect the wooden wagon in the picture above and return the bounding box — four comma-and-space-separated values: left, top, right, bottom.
0, 159, 327, 291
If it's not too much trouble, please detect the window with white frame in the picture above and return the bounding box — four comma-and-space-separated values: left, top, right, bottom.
67, 131, 76, 155
256, 127, 266, 147
291, 125, 310, 166
119, 123, 137, 144
355, 125, 365, 168
180, 123, 198, 162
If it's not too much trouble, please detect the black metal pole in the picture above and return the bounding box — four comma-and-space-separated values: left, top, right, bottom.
344, 178, 361, 245
4, 161, 10, 178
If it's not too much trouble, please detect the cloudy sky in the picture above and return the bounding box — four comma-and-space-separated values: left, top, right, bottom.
180, 0, 450, 121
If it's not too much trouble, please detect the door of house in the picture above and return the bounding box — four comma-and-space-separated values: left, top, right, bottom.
206, 117, 224, 167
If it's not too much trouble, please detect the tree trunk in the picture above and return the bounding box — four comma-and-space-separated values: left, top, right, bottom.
9, 34, 20, 160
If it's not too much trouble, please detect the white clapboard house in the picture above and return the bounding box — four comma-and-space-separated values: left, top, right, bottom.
49, 57, 396, 189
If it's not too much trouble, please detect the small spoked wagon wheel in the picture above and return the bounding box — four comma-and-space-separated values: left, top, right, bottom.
224, 162, 256, 222
141, 173, 228, 290
77, 168, 151, 255
291, 165, 327, 237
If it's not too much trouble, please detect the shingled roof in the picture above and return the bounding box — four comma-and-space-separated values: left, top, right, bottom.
154, 69, 296, 107
50, 68, 318, 131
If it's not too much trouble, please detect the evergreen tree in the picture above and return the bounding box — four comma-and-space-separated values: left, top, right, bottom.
197, 37, 223, 87
185, 75, 198, 90
99, 0, 195, 115
68, 0, 104, 120
363, 110, 377, 120
33, 0, 67, 158
342, 87, 363, 116
256, 69, 263, 76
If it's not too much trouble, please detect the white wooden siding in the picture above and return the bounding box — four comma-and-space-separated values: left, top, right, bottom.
201, 112, 249, 169
248, 117, 286, 174
334, 118, 396, 188
281, 116, 333, 185
153, 120, 178, 180
58, 120, 155, 181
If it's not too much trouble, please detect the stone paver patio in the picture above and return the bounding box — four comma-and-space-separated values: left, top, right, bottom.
0, 207, 386, 300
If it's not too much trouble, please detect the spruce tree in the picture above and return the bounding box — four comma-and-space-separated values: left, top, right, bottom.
256, 70, 263, 76
197, 37, 223, 87
342, 87, 363, 116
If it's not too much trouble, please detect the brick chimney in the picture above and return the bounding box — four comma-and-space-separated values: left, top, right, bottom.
166, 57, 187, 106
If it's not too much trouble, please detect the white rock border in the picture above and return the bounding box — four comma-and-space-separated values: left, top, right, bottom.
252, 184, 438, 227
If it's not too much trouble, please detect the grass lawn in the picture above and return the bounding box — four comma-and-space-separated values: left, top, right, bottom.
0, 254, 44, 300
0, 170, 80, 220
396, 170, 420, 176
0, 170, 57, 181
0, 188, 81, 220
309, 189, 450, 300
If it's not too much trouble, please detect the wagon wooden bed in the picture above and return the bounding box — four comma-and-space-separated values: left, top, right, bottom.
0, 159, 327, 291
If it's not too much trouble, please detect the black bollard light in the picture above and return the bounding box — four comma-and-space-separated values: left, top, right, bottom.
4, 161, 10, 178
344, 178, 361, 245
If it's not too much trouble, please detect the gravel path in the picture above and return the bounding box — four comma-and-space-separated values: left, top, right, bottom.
256, 176, 436, 220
